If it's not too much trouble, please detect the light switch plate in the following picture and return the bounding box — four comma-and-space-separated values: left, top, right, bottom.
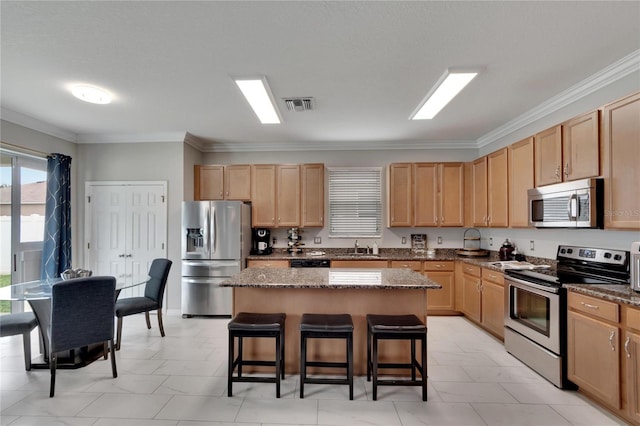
314, 237, 321, 244
401, 236, 407, 244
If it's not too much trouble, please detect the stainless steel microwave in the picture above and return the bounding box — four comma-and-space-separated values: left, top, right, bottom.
528, 178, 604, 228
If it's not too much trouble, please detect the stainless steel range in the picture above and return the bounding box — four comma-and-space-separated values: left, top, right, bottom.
504, 245, 630, 388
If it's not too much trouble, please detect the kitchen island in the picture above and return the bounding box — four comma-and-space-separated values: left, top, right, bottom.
221, 267, 441, 375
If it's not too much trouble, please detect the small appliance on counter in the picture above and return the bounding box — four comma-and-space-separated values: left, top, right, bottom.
631, 242, 640, 292
499, 238, 515, 260
287, 227, 304, 254
456, 228, 489, 257
251, 228, 273, 255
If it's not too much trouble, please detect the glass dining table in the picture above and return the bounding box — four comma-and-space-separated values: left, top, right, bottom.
0, 276, 146, 369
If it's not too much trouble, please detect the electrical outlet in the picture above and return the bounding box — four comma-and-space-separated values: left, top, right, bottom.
489, 237, 493, 246
401, 236, 407, 244
530, 240, 535, 251
437, 236, 443, 245
314, 237, 321, 244
272, 237, 277, 246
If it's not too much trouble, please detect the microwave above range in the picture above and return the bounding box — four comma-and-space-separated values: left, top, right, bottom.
528, 178, 604, 229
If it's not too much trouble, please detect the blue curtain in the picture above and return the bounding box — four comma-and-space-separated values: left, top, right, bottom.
41, 153, 72, 279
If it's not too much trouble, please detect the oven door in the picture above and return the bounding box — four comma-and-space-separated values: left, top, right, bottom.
505, 276, 562, 355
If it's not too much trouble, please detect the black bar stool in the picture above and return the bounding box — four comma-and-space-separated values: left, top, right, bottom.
227, 312, 286, 398
366, 314, 427, 401
300, 313, 354, 400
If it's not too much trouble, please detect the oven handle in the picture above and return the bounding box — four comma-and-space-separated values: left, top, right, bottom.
505, 275, 560, 295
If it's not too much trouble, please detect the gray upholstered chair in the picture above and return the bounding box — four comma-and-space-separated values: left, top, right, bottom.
115, 258, 172, 350
0, 312, 39, 371
49, 276, 117, 397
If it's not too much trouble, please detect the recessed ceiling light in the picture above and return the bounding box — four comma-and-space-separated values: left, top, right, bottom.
71, 85, 112, 104
410, 69, 479, 120
234, 77, 281, 124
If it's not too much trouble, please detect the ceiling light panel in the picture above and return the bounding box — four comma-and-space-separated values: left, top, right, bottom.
234, 77, 281, 124
71, 84, 112, 104
411, 69, 479, 120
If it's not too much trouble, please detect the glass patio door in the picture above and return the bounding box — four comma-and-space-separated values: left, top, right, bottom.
0, 149, 47, 313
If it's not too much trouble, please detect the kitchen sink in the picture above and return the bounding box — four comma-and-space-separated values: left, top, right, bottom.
480, 261, 550, 270
345, 253, 381, 258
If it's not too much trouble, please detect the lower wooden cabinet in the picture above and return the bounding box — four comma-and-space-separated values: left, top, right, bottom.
461, 264, 482, 323
423, 261, 455, 313
567, 292, 621, 411
246, 259, 290, 268
625, 307, 640, 423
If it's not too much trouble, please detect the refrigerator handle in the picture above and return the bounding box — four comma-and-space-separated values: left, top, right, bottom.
211, 204, 216, 255
204, 206, 210, 256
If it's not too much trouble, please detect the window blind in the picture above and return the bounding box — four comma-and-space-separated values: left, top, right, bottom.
328, 167, 382, 237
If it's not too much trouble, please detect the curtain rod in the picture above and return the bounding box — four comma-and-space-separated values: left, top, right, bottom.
0, 141, 49, 158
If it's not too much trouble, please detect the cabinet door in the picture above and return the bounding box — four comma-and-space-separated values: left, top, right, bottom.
534, 125, 562, 186
425, 271, 455, 312
567, 310, 620, 409
480, 280, 504, 339
487, 148, 509, 227
602, 92, 640, 230
462, 274, 481, 323
301, 163, 324, 227
225, 165, 252, 200
471, 157, 488, 227
388, 163, 413, 227
508, 137, 534, 227
413, 163, 438, 226
440, 163, 465, 227
251, 165, 277, 227
195, 165, 224, 200
626, 330, 640, 423
562, 111, 600, 181
277, 164, 301, 227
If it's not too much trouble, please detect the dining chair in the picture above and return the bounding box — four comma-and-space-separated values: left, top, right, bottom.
0, 312, 39, 370
115, 258, 172, 350
48, 276, 117, 397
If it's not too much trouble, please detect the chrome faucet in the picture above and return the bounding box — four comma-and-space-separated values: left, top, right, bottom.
354, 240, 359, 254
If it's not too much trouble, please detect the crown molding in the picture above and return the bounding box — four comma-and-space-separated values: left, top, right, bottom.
198, 139, 478, 153
76, 132, 186, 144
477, 49, 640, 148
1, 108, 77, 142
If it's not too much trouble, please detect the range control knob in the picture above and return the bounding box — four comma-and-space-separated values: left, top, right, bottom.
604, 252, 612, 259
614, 254, 622, 261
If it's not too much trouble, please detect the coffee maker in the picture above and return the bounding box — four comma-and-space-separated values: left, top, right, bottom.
251, 228, 272, 255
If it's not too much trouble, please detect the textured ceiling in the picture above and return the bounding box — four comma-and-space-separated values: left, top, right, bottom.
1, 1, 639, 151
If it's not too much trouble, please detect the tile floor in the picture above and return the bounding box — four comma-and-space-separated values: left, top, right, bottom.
0, 314, 626, 425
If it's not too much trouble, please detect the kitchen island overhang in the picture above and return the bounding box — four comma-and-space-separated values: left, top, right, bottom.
221, 267, 441, 375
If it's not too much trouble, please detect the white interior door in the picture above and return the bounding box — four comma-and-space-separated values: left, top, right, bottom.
86, 182, 167, 298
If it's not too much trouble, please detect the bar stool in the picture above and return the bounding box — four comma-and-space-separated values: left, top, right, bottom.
299, 313, 354, 400
227, 312, 286, 398
366, 314, 427, 401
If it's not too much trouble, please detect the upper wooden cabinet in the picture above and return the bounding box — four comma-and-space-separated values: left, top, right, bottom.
388, 163, 413, 227
508, 137, 534, 228
301, 163, 325, 227
602, 92, 640, 230
562, 111, 600, 181
470, 149, 508, 228
194, 164, 251, 201
276, 164, 301, 227
389, 162, 464, 227
535, 111, 600, 187
534, 125, 563, 186
251, 164, 278, 227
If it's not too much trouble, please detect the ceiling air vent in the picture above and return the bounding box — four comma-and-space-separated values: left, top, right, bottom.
283, 97, 313, 112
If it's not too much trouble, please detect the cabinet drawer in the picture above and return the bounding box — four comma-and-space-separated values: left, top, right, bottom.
568, 292, 619, 323
481, 268, 504, 286
627, 306, 640, 332
423, 261, 454, 272
247, 259, 290, 268
461, 263, 481, 277
390, 260, 422, 271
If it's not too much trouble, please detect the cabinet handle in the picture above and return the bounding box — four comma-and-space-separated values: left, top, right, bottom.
555, 165, 561, 179
609, 331, 616, 351
625, 336, 631, 358
435, 264, 443, 268
441, 216, 444, 223
580, 301, 599, 310
564, 163, 569, 177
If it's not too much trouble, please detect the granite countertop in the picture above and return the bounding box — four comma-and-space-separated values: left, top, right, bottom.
564, 284, 640, 307
220, 267, 442, 290
247, 248, 557, 272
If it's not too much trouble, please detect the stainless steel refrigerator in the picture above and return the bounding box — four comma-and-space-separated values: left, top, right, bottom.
181, 201, 251, 317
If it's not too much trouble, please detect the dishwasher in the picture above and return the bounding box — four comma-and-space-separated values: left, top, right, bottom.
290, 259, 331, 268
